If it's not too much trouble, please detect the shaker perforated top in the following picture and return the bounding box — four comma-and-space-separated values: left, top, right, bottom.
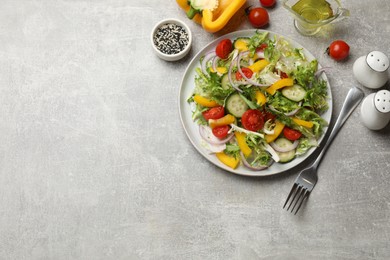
374, 90, 390, 113
366, 51, 389, 72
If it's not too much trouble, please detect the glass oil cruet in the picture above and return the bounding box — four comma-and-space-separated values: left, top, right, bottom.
282, 0, 350, 36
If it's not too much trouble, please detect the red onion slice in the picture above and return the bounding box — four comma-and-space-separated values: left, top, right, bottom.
240, 151, 273, 171
212, 56, 220, 73
256, 50, 265, 59
237, 51, 270, 87
264, 142, 280, 162
263, 120, 275, 135
315, 67, 331, 78
284, 107, 301, 117
308, 67, 331, 88
201, 51, 216, 77
263, 128, 274, 135
202, 142, 226, 154
270, 140, 299, 153
199, 125, 234, 145
228, 55, 243, 93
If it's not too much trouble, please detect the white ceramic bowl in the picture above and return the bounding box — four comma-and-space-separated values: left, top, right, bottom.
151, 18, 192, 61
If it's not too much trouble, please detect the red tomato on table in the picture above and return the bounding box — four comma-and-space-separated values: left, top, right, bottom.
327, 40, 350, 61
260, 0, 276, 8
247, 7, 269, 28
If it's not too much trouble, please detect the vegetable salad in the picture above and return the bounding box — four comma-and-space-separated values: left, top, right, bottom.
188, 31, 329, 171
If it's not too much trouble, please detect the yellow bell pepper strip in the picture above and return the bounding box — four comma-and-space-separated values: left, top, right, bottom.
216, 152, 240, 169
292, 117, 314, 128
193, 95, 219, 107
233, 38, 249, 51
209, 114, 235, 128
176, 0, 247, 33
265, 120, 285, 143
255, 91, 267, 106
248, 59, 269, 73
265, 78, 294, 95
210, 66, 228, 74
234, 132, 252, 157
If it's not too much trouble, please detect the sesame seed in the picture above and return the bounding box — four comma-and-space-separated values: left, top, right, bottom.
153, 23, 189, 55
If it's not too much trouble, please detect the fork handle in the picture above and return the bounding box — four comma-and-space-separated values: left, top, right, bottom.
312, 86, 364, 169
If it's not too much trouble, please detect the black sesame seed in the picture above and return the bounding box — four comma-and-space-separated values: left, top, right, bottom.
153, 23, 189, 55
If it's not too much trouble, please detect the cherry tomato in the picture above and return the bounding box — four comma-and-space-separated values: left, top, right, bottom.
236, 67, 254, 81
264, 111, 276, 122
246, 7, 269, 28
241, 109, 265, 132
260, 0, 276, 8
202, 106, 225, 120
216, 39, 233, 59
283, 127, 302, 141
212, 125, 230, 139
256, 43, 268, 52
326, 40, 350, 61
280, 71, 289, 78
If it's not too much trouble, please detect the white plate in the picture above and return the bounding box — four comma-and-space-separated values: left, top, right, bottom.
178, 29, 332, 177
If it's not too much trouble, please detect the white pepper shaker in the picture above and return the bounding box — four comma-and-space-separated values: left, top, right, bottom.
360, 90, 390, 130
353, 51, 389, 89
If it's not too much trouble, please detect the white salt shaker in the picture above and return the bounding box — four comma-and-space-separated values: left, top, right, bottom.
353, 51, 389, 89
360, 90, 390, 130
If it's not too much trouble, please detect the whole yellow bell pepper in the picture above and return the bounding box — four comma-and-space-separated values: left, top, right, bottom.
176, 0, 247, 33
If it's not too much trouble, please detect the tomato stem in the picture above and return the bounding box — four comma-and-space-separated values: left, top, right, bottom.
325, 47, 330, 56
245, 6, 252, 16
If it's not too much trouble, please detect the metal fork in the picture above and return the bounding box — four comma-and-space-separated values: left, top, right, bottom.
283, 86, 364, 214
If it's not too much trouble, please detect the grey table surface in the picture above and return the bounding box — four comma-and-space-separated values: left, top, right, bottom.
1, 0, 389, 259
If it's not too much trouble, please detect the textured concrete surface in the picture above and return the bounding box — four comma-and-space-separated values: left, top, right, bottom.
0, 0, 389, 259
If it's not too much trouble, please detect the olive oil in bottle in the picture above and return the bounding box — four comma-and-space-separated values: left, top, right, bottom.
292, 0, 334, 22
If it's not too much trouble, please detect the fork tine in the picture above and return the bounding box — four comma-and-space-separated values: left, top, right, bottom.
283, 183, 298, 209
287, 185, 302, 211
294, 190, 310, 215
291, 186, 307, 213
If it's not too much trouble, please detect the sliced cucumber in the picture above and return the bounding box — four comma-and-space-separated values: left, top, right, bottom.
273, 138, 296, 163
225, 93, 248, 118
221, 74, 230, 90
238, 93, 257, 109
282, 84, 307, 102
273, 137, 295, 149
277, 150, 296, 163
